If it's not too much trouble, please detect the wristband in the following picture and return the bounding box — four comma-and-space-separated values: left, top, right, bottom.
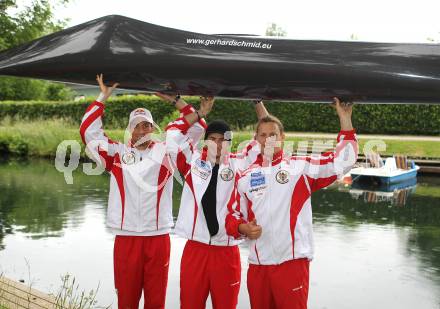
97, 92, 106, 103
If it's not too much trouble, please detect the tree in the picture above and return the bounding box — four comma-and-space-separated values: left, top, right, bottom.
426, 32, 440, 43
265, 23, 287, 37
0, 0, 72, 101
46, 82, 73, 100
0, 0, 69, 50
0, 77, 47, 100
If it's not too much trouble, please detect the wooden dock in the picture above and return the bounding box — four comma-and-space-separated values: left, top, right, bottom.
0, 277, 58, 309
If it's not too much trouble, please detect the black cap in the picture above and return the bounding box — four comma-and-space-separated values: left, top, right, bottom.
204, 120, 231, 140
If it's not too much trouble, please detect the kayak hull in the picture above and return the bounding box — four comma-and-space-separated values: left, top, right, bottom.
1, 15, 440, 103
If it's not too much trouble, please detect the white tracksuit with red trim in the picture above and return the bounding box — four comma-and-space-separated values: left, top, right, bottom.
165, 116, 260, 246
79, 100, 205, 235
226, 130, 358, 265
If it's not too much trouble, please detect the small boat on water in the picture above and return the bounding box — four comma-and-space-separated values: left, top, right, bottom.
349, 154, 420, 185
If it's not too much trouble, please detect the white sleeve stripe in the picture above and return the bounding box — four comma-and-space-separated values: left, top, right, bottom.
303, 175, 311, 193
84, 116, 106, 145
81, 105, 100, 123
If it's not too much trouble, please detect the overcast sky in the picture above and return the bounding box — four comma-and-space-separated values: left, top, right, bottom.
9, 0, 440, 43
46, 0, 440, 43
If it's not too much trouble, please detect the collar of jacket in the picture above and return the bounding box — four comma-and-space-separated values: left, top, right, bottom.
128, 139, 155, 149
201, 145, 239, 167
201, 146, 209, 161
255, 149, 284, 166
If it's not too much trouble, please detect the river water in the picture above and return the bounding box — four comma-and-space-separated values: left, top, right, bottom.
0, 159, 439, 308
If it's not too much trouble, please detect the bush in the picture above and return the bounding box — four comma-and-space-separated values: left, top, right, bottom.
45, 83, 73, 101
0, 77, 73, 101
0, 96, 439, 135
0, 134, 29, 156
0, 77, 47, 100
195, 100, 440, 135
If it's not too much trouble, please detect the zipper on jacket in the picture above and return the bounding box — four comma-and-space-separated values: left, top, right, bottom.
268, 166, 279, 263
137, 149, 141, 231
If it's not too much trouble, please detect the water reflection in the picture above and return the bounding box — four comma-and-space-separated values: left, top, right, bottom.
0, 159, 439, 308
313, 176, 440, 287
0, 159, 109, 242
348, 178, 417, 207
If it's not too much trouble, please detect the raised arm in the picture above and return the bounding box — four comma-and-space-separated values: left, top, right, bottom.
295, 97, 358, 192
79, 74, 119, 171
225, 100, 267, 170
161, 94, 214, 175
157, 93, 213, 143
254, 99, 269, 120
332, 97, 354, 131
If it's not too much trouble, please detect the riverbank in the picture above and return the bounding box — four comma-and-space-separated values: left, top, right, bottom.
1, 119, 440, 159
0, 274, 106, 309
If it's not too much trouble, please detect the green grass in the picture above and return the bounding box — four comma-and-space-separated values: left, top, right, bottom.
1, 119, 440, 159
0, 118, 125, 158
233, 132, 440, 159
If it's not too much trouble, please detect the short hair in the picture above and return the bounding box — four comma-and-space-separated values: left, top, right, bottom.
204, 119, 231, 140
256, 115, 284, 134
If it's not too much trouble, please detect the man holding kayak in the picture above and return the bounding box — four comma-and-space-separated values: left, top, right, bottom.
158, 92, 268, 309
80, 75, 207, 309
226, 98, 358, 309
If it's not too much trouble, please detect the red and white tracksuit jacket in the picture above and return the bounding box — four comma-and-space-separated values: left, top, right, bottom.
165, 117, 260, 246
79, 101, 205, 235
226, 130, 358, 264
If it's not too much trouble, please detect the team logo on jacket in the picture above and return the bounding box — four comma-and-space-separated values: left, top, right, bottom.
122, 152, 136, 165
249, 171, 267, 197
276, 169, 290, 184
250, 171, 266, 187
220, 167, 234, 181
192, 159, 211, 180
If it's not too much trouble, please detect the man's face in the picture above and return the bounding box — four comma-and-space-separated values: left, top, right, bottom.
256, 122, 285, 158
206, 132, 228, 162
131, 120, 154, 146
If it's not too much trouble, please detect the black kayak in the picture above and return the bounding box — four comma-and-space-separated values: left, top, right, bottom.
0, 15, 439, 104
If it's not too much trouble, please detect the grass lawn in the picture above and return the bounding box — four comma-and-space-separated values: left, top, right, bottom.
234, 132, 440, 159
